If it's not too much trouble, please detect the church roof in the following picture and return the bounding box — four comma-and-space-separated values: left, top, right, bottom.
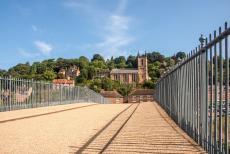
110, 69, 138, 74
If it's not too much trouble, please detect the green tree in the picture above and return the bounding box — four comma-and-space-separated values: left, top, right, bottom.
76, 68, 88, 83
106, 58, 115, 70
101, 77, 114, 91
55, 58, 72, 71
91, 54, 104, 62
89, 78, 102, 92
78, 56, 89, 69
0, 69, 6, 77
42, 70, 57, 81
91, 60, 107, 69
35, 62, 47, 74
175, 51, 186, 60
147, 52, 164, 63
148, 62, 161, 84
114, 56, 127, 68
165, 57, 176, 68
143, 80, 155, 89
7, 62, 31, 78
117, 84, 133, 96
126, 55, 137, 68
87, 65, 97, 80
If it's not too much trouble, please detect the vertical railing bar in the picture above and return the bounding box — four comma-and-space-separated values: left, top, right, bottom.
196, 47, 199, 142
214, 30, 218, 153
189, 52, 192, 137
187, 53, 190, 135
200, 45, 204, 146
224, 22, 229, 154
199, 45, 202, 146
182, 64, 185, 129
219, 26, 223, 153
205, 37, 209, 151
186, 54, 188, 131
209, 33, 214, 153
178, 67, 181, 125
192, 49, 196, 140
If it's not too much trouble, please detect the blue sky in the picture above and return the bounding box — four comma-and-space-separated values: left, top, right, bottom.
0, 0, 230, 70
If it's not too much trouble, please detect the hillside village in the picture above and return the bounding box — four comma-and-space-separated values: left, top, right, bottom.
0, 51, 186, 96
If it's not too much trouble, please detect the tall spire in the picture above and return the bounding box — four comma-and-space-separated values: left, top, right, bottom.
137, 51, 140, 57
145, 51, 147, 57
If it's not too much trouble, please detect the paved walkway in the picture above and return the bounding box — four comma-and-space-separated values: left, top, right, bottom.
0, 102, 206, 154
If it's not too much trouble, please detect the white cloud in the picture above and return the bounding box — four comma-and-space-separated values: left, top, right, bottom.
108, 15, 130, 32
116, 0, 127, 14
15, 5, 31, 17
63, 0, 94, 15
32, 25, 38, 32
18, 49, 39, 58
31, 25, 43, 33
63, 0, 135, 58
94, 0, 134, 58
34, 41, 53, 55
95, 14, 134, 58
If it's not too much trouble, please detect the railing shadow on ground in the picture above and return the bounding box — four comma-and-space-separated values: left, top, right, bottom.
0, 103, 97, 124
154, 22, 230, 153
68, 102, 206, 154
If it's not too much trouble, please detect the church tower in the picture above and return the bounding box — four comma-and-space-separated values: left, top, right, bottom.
137, 52, 149, 83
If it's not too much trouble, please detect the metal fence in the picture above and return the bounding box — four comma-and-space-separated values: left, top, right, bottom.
154, 22, 230, 154
0, 77, 110, 112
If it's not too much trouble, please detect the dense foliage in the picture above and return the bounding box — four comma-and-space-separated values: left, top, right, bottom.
0, 51, 186, 95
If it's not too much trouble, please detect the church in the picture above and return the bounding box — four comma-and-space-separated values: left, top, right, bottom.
109, 54, 149, 84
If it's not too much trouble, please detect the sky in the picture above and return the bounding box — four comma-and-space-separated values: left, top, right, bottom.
0, 0, 230, 70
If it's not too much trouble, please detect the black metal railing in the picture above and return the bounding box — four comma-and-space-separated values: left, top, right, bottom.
154, 22, 230, 154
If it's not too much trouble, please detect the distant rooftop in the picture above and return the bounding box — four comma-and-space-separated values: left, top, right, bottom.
100, 90, 123, 98
110, 69, 138, 74
129, 89, 154, 96
53, 79, 74, 85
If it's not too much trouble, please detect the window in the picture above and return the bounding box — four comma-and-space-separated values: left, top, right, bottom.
132, 74, 136, 82
124, 74, 128, 82
141, 59, 144, 66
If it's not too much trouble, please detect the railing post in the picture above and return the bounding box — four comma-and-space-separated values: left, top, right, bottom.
224, 22, 229, 154
154, 22, 230, 153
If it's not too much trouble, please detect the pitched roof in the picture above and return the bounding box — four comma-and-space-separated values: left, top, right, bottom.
110, 69, 138, 74
129, 89, 154, 96
52, 79, 74, 84
100, 90, 123, 98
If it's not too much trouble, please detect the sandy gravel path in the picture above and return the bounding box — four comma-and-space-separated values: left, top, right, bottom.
0, 103, 131, 154
0, 103, 96, 122
0, 102, 206, 154
77, 102, 206, 154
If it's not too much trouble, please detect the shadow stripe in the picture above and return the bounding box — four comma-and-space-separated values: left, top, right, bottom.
76, 103, 135, 154
153, 102, 206, 153
0, 103, 98, 124
99, 103, 140, 154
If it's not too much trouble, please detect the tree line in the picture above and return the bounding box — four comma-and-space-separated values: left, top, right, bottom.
0, 51, 186, 96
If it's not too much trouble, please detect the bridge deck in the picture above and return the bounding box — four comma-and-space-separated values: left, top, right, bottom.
0, 102, 206, 154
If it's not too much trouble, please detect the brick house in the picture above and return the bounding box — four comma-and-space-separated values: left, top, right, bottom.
58, 66, 80, 80
128, 89, 154, 103
52, 79, 75, 87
